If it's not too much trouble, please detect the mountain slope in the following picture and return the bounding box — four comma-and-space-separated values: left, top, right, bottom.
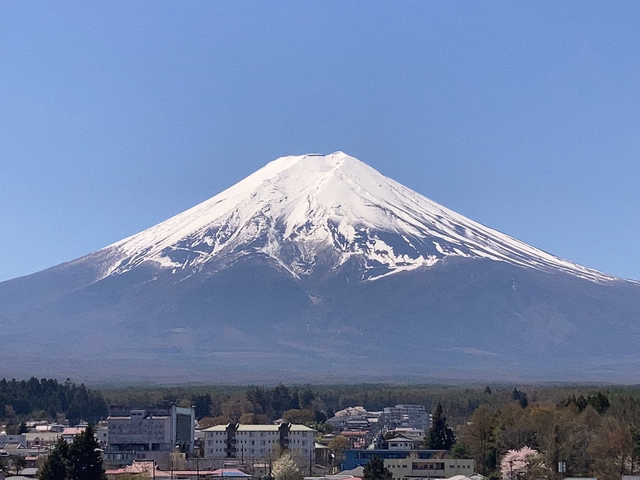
0, 152, 638, 383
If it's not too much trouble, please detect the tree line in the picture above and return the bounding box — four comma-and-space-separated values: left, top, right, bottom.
0, 377, 108, 428
447, 390, 640, 480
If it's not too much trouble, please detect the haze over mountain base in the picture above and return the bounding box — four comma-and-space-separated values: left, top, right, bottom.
1, 153, 639, 383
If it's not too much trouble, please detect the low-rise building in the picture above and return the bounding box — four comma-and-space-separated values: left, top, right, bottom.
0, 435, 26, 445
342, 450, 445, 471
391, 429, 425, 442
62, 427, 86, 443
385, 458, 475, 480
203, 423, 315, 468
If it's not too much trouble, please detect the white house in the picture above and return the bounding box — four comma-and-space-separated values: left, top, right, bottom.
387, 435, 423, 450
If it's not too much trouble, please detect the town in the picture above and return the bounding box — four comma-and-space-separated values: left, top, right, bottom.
1, 401, 474, 480
1, 380, 639, 480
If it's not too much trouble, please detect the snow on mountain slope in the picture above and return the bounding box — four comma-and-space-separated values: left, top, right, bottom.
93, 152, 615, 283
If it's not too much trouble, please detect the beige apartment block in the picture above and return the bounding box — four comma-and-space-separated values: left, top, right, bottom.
203, 423, 315, 468
384, 458, 476, 480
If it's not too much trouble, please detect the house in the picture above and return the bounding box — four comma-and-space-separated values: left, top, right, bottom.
391, 428, 425, 441
61, 427, 86, 443
387, 435, 422, 450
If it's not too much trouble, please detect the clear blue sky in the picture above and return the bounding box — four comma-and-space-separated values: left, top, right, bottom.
1, 2, 640, 282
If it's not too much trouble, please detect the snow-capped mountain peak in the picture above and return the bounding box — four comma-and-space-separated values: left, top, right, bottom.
95, 152, 615, 283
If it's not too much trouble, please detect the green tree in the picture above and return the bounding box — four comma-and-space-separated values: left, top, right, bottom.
39, 439, 70, 480
68, 425, 106, 480
588, 392, 610, 415
425, 403, 456, 450
12, 456, 27, 475
450, 441, 472, 459
191, 394, 212, 420
511, 389, 528, 409
363, 456, 392, 480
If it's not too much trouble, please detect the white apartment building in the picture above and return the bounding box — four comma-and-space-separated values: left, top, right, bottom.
385, 458, 476, 480
203, 423, 315, 467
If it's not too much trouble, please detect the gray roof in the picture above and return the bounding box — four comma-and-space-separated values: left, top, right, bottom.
338, 467, 365, 477
18, 468, 38, 477
388, 435, 420, 443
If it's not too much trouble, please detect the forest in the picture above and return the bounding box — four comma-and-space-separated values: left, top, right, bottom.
0, 378, 107, 429
3, 379, 640, 480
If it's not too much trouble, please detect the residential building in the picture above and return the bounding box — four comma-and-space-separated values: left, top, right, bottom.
391, 429, 425, 442
203, 423, 315, 468
62, 427, 86, 443
385, 458, 476, 480
387, 435, 422, 450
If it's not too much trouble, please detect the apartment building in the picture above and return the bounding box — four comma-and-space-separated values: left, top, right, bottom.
203, 423, 315, 467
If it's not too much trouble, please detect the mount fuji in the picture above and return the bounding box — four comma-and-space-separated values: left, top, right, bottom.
1, 152, 639, 383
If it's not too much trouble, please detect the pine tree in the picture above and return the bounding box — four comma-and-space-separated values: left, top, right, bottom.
425, 403, 456, 450
68, 425, 106, 480
363, 456, 392, 480
39, 439, 70, 480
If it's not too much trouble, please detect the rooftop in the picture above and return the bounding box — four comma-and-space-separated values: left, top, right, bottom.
204, 424, 314, 432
